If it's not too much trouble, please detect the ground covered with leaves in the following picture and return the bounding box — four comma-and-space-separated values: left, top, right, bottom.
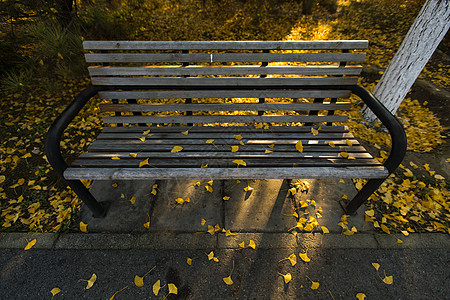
0, 0, 448, 237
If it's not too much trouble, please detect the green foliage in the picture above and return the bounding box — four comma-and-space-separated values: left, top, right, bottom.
0, 69, 33, 93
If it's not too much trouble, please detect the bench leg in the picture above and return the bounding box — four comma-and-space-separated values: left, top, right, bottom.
66, 179, 107, 218
343, 178, 385, 215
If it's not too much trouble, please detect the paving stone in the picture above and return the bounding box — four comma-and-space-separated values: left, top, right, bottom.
0, 233, 57, 249
136, 233, 216, 249
293, 179, 368, 233
77, 180, 156, 233
55, 233, 138, 249
375, 233, 450, 249
149, 179, 223, 232
297, 233, 378, 249
224, 179, 297, 232
218, 233, 298, 249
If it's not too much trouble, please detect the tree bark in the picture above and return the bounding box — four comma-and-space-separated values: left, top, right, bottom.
363, 0, 450, 122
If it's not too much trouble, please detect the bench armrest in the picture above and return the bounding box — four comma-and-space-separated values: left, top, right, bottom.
349, 85, 407, 174
45, 85, 106, 176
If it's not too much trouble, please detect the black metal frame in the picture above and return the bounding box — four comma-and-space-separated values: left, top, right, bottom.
45, 84, 406, 217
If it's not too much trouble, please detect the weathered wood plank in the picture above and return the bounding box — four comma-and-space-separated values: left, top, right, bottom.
96, 132, 355, 140
91, 77, 359, 86
99, 103, 351, 112
102, 115, 348, 124
100, 125, 349, 133
83, 40, 369, 50
88, 66, 363, 76
72, 157, 381, 167
78, 151, 373, 159
64, 166, 387, 181
85, 53, 366, 63
98, 90, 352, 100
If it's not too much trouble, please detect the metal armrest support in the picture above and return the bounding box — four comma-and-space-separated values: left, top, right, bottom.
45, 85, 108, 217
349, 85, 407, 174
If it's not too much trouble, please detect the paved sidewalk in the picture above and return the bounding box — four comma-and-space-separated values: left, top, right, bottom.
1, 178, 449, 299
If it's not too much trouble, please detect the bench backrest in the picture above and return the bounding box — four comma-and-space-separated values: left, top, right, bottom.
83, 40, 368, 126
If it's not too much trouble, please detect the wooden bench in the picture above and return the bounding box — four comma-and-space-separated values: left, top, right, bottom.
45, 40, 407, 217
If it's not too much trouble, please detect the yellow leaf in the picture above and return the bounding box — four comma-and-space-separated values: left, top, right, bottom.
232, 159, 246, 166
139, 137, 146, 142
255, 123, 263, 129
187, 257, 193, 265
299, 251, 310, 262
120, 193, 125, 199
50, 287, 61, 297
295, 140, 303, 152
175, 198, 185, 205
365, 210, 375, 217
223, 196, 230, 201
346, 139, 353, 146
396, 238, 403, 244
207, 251, 215, 260
382, 275, 393, 285
400, 230, 409, 236
380, 224, 391, 234
289, 187, 296, 195
205, 185, 213, 193
130, 197, 136, 205
171, 146, 183, 153
343, 230, 354, 236
356, 293, 366, 300
268, 144, 274, 149
225, 229, 237, 236
109, 286, 128, 300
24, 239, 36, 250
239, 141, 245, 146
372, 262, 380, 271
207, 225, 215, 235
143, 130, 151, 135
311, 128, 319, 136
403, 169, 413, 177
214, 224, 221, 232
340, 152, 349, 158
239, 241, 245, 248
265, 149, 273, 154
85, 273, 97, 289
434, 174, 445, 180
231, 146, 239, 152
321, 226, 329, 234
112, 183, 118, 188
153, 280, 161, 296
111, 156, 120, 160
80, 221, 88, 232
234, 134, 243, 140
139, 158, 149, 168
129, 153, 138, 158
0, 175, 5, 184
143, 221, 150, 228
328, 141, 336, 148
181, 130, 189, 135
248, 240, 256, 249
223, 276, 233, 285
280, 273, 292, 284
151, 184, 158, 195
201, 218, 207, 226
213, 257, 219, 262
287, 253, 297, 266
201, 164, 208, 168
134, 275, 144, 287
205, 139, 215, 144
18, 178, 25, 185
310, 281, 319, 290
168, 283, 178, 295
244, 185, 253, 192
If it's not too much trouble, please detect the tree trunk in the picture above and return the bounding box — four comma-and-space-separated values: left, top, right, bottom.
362, 0, 450, 122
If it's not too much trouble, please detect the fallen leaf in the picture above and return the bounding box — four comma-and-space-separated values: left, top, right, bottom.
346, 139, 353, 146
382, 274, 393, 285
279, 273, 292, 284
207, 225, 215, 235
365, 210, 375, 217
112, 183, 118, 187
111, 156, 120, 160
143, 130, 151, 135
356, 293, 366, 300
321, 226, 329, 234
232, 159, 246, 166
201, 163, 208, 168
153, 280, 161, 296
311, 128, 319, 136
205, 185, 213, 193
239, 241, 245, 248
139, 158, 149, 168
151, 184, 158, 195
231, 146, 239, 152
372, 262, 380, 271
380, 224, 391, 234
50, 287, 61, 299
340, 152, 349, 158
295, 140, 303, 152
181, 130, 189, 135
0, 175, 5, 184
201, 218, 207, 226
130, 196, 136, 205
225, 229, 237, 236
310, 281, 319, 290
109, 286, 128, 300
168, 283, 178, 295
268, 144, 274, 149
223, 196, 230, 201
248, 240, 256, 249
244, 185, 253, 192
328, 141, 336, 148
205, 139, 215, 144
171, 146, 183, 153
234, 134, 243, 140
265, 149, 273, 154
24, 239, 36, 250
223, 276, 233, 285
139, 137, 146, 142
187, 257, 193, 265
80, 221, 88, 232
396, 238, 403, 244
84, 273, 97, 289
134, 275, 145, 287
299, 251, 310, 262
129, 153, 138, 158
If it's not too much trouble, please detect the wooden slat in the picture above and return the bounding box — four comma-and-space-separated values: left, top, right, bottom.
101, 115, 347, 124
83, 40, 369, 50
100, 125, 349, 133
85, 52, 366, 63
72, 157, 381, 168
96, 132, 355, 140
88, 66, 363, 76
64, 166, 387, 181
98, 90, 352, 100
78, 151, 373, 159
99, 103, 351, 113
87, 140, 362, 151
91, 77, 359, 86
